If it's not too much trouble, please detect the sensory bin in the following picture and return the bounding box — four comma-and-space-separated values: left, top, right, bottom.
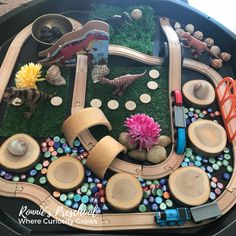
0, 0, 235, 233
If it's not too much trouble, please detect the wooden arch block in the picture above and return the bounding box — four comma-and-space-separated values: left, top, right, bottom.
62, 107, 112, 147
86, 136, 127, 179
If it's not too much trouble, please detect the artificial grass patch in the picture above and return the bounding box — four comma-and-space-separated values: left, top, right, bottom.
0, 67, 71, 138
85, 66, 171, 141
89, 4, 155, 55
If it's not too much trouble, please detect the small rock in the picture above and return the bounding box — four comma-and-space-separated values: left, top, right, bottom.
210, 45, 221, 56
131, 9, 142, 20
158, 135, 172, 147
147, 145, 167, 164
211, 59, 223, 69
185, 24, 194, 34
193, 31, 203, 41
220, 52, 231, 62
174, 22, 181, 29
128, 149, 147, 162
119, 132, 137, 151
175, 28, 185, 37
204, 38, 214, 48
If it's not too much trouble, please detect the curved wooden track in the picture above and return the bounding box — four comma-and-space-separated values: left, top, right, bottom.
0, 17, 235, 231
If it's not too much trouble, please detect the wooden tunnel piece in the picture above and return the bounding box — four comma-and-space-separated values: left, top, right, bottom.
0, 134, 40, 172
86, 136, 127, 179
47, 156, 84, 191
105, 172, 143, 212
188, 119, 227, 156
62, 107, 112, 147
169, 166, 210, 206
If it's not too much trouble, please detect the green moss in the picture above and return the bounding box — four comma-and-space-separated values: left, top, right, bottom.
0, 67, 71, 138
85, 66, 171, 140
89, 4, 155, 54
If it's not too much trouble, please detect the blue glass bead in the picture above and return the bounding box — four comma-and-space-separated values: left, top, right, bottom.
159, 179, 166, 185
72, 148, 78, 153
196, 155, 202, 161
102, 204, 108, 211
65, 199, 72, 207
72, 202, 79, 209
64, 147, 71, 154
85, 170, 91, 177
95, 207, 101, 214
62, 143, 68, 149
102, 179, 107, 185
0, 170, 6, 177
186, 118, 191, 125
143, 199, 149, 206
73, 194, 81, 202
155, 197, 163, 204
188, 111, 194, 117
141, 182, 146, 187
207, 108, 212, 112
194, 161, 201, 167
202, 159, 208, 164
30, 169, 37, 176
92, 186, 99, 193
162, 185, 167, 192
89, 197, 95, 204
87, 177, 93, 183
79, 147, 85, 153
81, 195, 89, 204
93, 198, 98, 206
191, 117, 197, 122
218, 155, 224, 161
94, 178, 100, 183
151, 203, 158, 211
200, 166, 206, 171
207, 166, 213, 173
73, 140, 81, 147
181, 162, 188, 167
223, 172, 231, 180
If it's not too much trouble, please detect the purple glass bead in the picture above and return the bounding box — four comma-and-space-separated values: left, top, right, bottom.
53, 142, 61, 148
218, 155, 224, 161
151, 203, 158, 211
72, 202, 79, 209
62, 143, 68, 149
202, 158, 208, 164
95, 207, 101, 214
186, 118, 191, 125
72, 148, 78, 153
223, 172, 231, 181
4, 173, 12, 180
79, 147, 85, 153
93, 198, 99, 205
148, 196, 155, 203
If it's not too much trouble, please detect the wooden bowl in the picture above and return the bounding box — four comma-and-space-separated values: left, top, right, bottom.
31, 14, 73, 46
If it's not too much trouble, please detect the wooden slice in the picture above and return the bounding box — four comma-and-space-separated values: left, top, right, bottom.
0, 134, 40, 172
47, 156, 84, 191
182, 80, 215, 107
105, 172, 143, 212
149, 69, 159, 79
169, 166, 210, 206
107, 100, 119, 110
90, 98, 102, 108
147, 81, 158, 90
188, 120, 227, 156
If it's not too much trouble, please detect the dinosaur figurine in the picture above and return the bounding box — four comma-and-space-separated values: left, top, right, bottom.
181, 32, 220, 59
98, 70, 146, 96
3, 87, 54, 118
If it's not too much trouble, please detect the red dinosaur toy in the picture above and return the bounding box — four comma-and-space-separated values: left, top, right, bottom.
181, 32, 219, 59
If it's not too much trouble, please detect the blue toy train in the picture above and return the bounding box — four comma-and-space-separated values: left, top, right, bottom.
155, 208, 191, 226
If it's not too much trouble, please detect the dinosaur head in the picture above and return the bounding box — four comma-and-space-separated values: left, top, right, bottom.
3, 87, 19, 104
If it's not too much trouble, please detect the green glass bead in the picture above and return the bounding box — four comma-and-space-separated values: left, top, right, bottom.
79, 203, 87, 211
216, 161, 222, 167
195, 109, 201, 114
151, 189, 157, 196
54, 136, 60, 142
60, 194, 67, 202
224, 154, 231, 160
44, 151, 51, 158
152, 180, 159, 185
87, 204, 94, 212
57, 147, 64, 154
138, 204, 146, 212
185, 148, 192, 157
39, 176, 47, 184
209, 158, 216, 164
81, 159, 86, 165
226, 166, 233, 173
143, 190, 150, 198
156, 189, 163, 197
81, 186, 88, 193
86, 189, 92, 197
27, 177, 35, 183
223, 159, 229, 167
166, 199, 173, 208
160, 202, 167, 210
212, 164, 219, 171
90, 183, 96, 189
60, 138, 66, 144
51, 156, 58, 161
67, 192, 75, 200
35, 163, 43, 171
223, 147, 230, 153
189, 107, 194, 112
12, 176, 20, 182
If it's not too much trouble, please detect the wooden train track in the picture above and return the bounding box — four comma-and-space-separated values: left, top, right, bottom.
0, 17, 235, 231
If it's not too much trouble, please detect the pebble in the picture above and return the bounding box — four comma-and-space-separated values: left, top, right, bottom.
107, 100, 119, 110
90, 99, 102, 108
149, 69, 160, 79
125, 101, 136, 111
140, 94, 151, 104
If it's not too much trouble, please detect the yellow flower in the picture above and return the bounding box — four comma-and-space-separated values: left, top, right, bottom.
15, 63, 45, 89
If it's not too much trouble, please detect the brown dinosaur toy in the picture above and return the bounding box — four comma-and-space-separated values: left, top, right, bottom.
98, 70, 146, 96
181, 32, 220, 59
3, 87, 55, 118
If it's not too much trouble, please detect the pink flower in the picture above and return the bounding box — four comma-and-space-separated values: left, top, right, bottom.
124, 114, 161, 151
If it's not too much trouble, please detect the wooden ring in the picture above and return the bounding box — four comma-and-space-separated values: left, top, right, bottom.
62, 107, 112, 147
86, 136, 126, 179
47, 156, 84, 191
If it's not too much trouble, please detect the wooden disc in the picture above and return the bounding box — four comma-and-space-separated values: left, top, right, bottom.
107, 100, 119, 110
51, 96, 63, 106
147, 81, 158, 90
47, 156, 84, 191
188, 120, 227, 156
105, 172, 143, 212
182, 80, 215, 107
0, 134, 40, 172
125, 101, 136, 111
90, 98, 102, 108
169, 166, 210, 206
149, 69, 159, 79
140, 94, 151, 104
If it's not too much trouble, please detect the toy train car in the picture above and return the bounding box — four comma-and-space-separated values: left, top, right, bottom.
155, 208, 191, 226
171, 89, 186, 154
